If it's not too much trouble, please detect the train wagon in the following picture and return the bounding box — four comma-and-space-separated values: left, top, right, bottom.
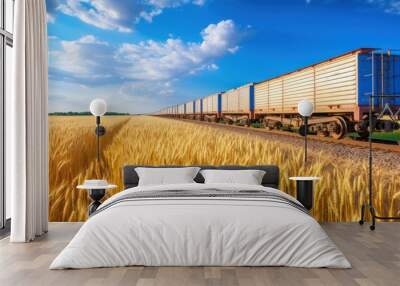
177, 103, 185, 118
202, 93, 222, 122
195, 98, 203, 120
221, 83, 255, 124
185, 101, 195, 119
254, 48, 400, 139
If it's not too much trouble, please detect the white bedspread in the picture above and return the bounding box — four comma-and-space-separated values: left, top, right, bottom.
50, 183, 351, 269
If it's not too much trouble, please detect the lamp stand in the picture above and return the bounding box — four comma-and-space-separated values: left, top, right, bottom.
95, 116, 106, 161
96, 116, 100, 161
304, 116, 308, 164
358, 49, 400, 230
359, 94, 400, 230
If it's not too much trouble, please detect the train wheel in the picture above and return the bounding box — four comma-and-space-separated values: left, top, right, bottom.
329, 117, 348, 139
275, 122, 283, 130
317, 130, 329, 137
263, 119, 283, 130
298, 125, 306, 136
263, 119, 270, 130
357, 130, 369, 139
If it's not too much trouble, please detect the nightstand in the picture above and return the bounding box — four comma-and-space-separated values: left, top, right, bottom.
289, 177, 320, 210
77, 183, 117, 215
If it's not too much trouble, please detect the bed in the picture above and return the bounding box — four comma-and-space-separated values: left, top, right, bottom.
50, 165, 351, 269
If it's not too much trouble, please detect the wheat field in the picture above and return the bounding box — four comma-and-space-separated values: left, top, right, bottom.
49, 115, 400, 222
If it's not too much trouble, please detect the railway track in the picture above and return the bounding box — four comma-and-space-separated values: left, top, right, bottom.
170, 117, 400, 154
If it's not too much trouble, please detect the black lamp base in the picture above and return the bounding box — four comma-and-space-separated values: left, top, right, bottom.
88, 189, 106, 216
296, 180, 313, 210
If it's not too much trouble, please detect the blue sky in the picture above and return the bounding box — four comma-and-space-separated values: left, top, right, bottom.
47, 0, 400, 113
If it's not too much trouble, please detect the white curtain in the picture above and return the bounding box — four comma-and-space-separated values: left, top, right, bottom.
9, 0, 49, 242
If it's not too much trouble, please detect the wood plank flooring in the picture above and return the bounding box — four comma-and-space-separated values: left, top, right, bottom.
0, 222, 399, 286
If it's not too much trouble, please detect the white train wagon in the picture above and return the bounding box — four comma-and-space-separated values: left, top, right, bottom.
221, 83, 254, 124
195, 98, 203, 120
185, 100, 195, 119
177, 104, 186, 118
202, 92, 222, 122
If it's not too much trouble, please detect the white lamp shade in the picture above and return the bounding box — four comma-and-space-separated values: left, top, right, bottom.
90, 99, 107, 116
298, 99, 314, 117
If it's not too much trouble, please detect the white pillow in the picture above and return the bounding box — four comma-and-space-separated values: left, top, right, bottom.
135, 167, 200, 186
200, 169, 266, 185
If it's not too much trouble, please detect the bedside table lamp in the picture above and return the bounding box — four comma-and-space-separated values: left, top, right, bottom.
294, 100, 317, 210
90, 99, 107, 161
298, 99, 314, 163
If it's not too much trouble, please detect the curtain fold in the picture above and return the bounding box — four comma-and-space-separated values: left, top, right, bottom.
9, 0, 49, 242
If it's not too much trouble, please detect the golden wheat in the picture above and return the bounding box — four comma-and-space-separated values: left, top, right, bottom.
49, 115, 400, 222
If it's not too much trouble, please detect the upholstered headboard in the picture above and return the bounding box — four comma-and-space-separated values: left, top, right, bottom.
123, 165, 280, 190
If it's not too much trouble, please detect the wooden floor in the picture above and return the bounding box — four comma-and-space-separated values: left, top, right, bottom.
0, 222, 399, 286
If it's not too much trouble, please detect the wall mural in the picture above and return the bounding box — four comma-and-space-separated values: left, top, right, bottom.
47, 0, 400, 222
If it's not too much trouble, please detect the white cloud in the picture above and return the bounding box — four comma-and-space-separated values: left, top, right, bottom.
47, 13, 56, 23
304, 0, 400, 15
46, 0, 60, 20
115, 20, 239, 80
75, 34, 109, 45
49, 20, 240, 113
207, 63, 219, 70
48, 80, 167, 113
119, 81, 175, 99
146, 0, 205, 8
57, 0, 136, 32
384, 1, 400, 14
50, 20, 238, 81
55, 0, 207, 32
364, 0, 400, 14
49, 35, 113, 78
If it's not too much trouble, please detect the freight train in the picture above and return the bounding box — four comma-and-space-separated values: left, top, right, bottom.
157, 48, 400, 139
